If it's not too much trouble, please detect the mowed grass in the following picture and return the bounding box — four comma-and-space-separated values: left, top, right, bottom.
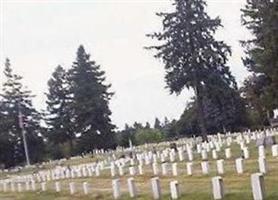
0, 139, 278, 199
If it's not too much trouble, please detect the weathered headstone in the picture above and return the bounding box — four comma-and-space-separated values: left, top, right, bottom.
258, 157, 267, 174
170, 180, 180, 199
83, 182, 89, 195
212, 176, 224, 199
225, 148, 231, 159
41, 182, 46, 191
69, 182, 75, 194
271, 144, 278, 157
251, 173, 265, 200
172, 163, 178, 176
212, 150, 218, 160
127, 177, 137, 198
112, 179, 121, 199
186, 162, 193, 176
151, 177, 161, 200
55, 181, 61, 192
235, 158, 244, 174
216, 159, 224, 175
201, 161, 209, 175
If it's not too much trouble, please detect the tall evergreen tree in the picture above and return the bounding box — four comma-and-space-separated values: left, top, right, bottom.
68, 45, 115, 152
0, 59, 44, 167
241, 0, 278, 114
154, 117, 162, 130
45, 65, 75, 157
146, 0, 238, 140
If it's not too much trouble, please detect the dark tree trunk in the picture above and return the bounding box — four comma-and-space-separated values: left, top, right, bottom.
195, 85, 208, 142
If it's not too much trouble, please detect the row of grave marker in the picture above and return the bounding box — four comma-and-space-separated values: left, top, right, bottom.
0, 173, 266, 200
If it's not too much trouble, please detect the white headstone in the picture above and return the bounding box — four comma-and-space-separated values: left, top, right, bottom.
170, 180, 180, 199
271, 144, 278, 157
119, 166, 124, 176
152, 163, 159, 175
112, 179, 121, 199
188, 150, 194, 161
172, 163, 178, 176
111, 165, 116, 177
55, 182, 61, 192
201, 150, 208, 160
251, 173, 265, 200
212, 150, 218, 160
127, 177, 137, 198
10, 182, 15, 192
151, 177, 161, 200
31, 180, 36, 191
212, 176, 224, 199
258, 157, 267, 174
161, 163, 168, 175
186, 162, 193, 176
201, 161, 209, 175
216, 159, 224, 175
243, 147, 250, 159
83, 182, 89, 195
41, 182, 46, 191
178, 150, 184, 161
69, 182, 75, 195
129, 166, 136, 176
138, 165, 144, 175
25, 181, 30, 191
95, 166, 100, 176
170, 151, 176, 162
235, 158, 244, 174
3, 182, 7, 192
258, 146, 265, 158
17, 183, 22, 192
225, 148, 231, 159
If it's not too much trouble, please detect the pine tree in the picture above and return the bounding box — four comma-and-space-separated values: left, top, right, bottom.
146, 0, 237, 140
241, 0, 278, 114
145, 122, 151, 129
45, 65, 75, 157
0, 58, 44, 167
154, 117, 162, 130
68, 45, 115, 152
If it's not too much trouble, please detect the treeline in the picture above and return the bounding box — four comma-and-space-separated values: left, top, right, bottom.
0, 0, 277, 168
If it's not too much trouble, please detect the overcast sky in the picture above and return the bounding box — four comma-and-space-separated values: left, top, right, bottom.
0, 0, 251, 129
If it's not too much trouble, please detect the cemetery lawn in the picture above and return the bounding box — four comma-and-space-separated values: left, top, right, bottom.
0, 139, 278, 200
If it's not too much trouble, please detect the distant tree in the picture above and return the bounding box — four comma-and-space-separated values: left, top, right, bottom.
241, 0, 278, 114
45, 65, 75, 157
68, 45, 116, 152
174, 89, 247, 137
146, 0, 237, 141
133, 122, 144, 130
175, 101, 199, 136
0, 59, 44, 167
154, 117, 162, 130
144, 122, 151, 129
135, 128, 164, 145
116, 124, 136, 147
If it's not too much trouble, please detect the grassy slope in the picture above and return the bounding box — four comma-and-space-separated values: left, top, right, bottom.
0, 139, 278, 200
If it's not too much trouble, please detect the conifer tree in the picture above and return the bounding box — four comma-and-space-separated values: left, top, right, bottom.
154, 117, 162, 130
241, 0, 278, 114
45, 65, 75, 156
0, 59, 44, 167
146, 0, 237, 140
68, 45, 115, 152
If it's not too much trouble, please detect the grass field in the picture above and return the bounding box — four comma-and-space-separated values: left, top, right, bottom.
0, 137, 278, 200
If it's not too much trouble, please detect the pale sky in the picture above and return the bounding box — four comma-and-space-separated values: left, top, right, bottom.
0, 0, 251, 129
